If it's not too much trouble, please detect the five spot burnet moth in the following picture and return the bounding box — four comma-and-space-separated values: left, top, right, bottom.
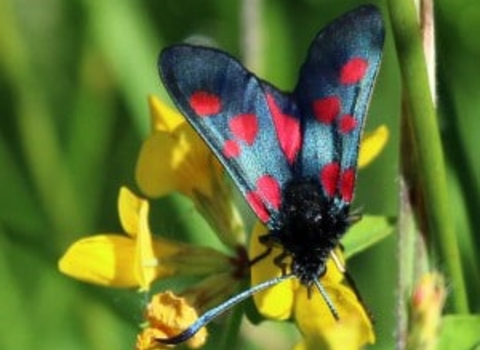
157, 4, 384, 344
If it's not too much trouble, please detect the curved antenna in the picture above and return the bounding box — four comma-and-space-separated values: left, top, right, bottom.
157, 273, 296, 345
313, 278, 339, 320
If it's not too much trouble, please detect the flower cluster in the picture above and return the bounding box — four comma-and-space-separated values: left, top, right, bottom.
59, 96, 388, 349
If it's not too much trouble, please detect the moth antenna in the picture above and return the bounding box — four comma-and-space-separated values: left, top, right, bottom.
156, 273, 296, 345
347, 207, 363, 225
313, 278, 339, 320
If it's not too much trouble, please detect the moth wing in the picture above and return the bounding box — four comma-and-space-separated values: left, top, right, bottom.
160, 45, 302, 225
294, 5, 385, 206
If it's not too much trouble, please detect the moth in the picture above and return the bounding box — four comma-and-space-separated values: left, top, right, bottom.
157, 4, 384, 343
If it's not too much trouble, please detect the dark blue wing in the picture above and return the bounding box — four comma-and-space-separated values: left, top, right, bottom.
294, 5, 384, 206
159, 45, 302, 226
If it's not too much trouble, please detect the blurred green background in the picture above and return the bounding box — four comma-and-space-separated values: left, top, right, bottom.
1, 0, 479, 349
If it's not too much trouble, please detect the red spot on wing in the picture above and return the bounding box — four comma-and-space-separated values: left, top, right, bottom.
340, 57, 368, 85
245, 175, 282, 222
340, 168, 356, 202
339, 115, 358, 134
266, 94, 301, 164
320, 162, 340, 198
313, 96, 340, 124
256, 175, 281, 210
246, 192, 270, 223
189, 91, 222, 116
229, 113, 259, 145
223, 140, 240, 158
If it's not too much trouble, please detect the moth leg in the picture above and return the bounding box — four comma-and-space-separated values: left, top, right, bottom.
249, 233, 274, 266
330, 250, 346, 273
347, 208, 363, 225
273, 251, 289, 276
249, 246, 272, 266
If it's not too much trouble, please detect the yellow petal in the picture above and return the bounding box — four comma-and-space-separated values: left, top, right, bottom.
322, 247, 347, 285
249, 221, 295, 320
168, 126, 216, 197
136, 125, 216, 198
148, 95, 185, 132
135, 132, 179, 197
294, 282, 375, 350
146, 291, 207, 349
61, 234, 225, 290
135, 197, 157, 291
136, 327, 170, 350
118, 186, 145, 237
58, 235, 139, 287
358, 125, 389, 168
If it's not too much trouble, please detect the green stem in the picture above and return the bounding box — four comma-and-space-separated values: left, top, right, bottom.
220, 301, 244, 348
387, 1, 468, 313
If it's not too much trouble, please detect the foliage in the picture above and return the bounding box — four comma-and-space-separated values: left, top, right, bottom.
1, 0, 479, 349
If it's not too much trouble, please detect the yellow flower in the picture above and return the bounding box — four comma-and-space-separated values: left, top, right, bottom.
135, 267, 245, 349
59, 184, 248, 349
247, 127, 388, 349
294, 283, 374, 350
136, 292, 207, 350
136, 96, 218, 199
136, 96, 245, 248
59, 187, 232, 291
249, 223, 374, 350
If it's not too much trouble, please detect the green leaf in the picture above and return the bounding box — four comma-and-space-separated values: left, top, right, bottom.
437, 315, 480, 350
342, 215, 395, 259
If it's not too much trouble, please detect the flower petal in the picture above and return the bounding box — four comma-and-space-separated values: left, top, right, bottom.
139, 97, 246, 249
118, 186, 145, 237
58, 235, 139, 287
135, 131, 180, 197
136, 327, 170, 350
145, 291, 207, 349
358, 125, 389, 168
322, 247, 346, 285
58, 230, 209, 289
148, 95, 185, 132
294, 282, 375, 350
136, 125, 217, 198
141, 96, 217, 197
249, 221, 295, 320
135, 195, 157, 291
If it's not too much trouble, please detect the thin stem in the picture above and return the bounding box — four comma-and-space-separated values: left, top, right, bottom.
388, 0, 468, 313
241, 0, 264, 73
220, 296, 245, 348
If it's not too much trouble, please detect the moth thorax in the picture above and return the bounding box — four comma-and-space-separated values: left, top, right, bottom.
279, 179, 349, 284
